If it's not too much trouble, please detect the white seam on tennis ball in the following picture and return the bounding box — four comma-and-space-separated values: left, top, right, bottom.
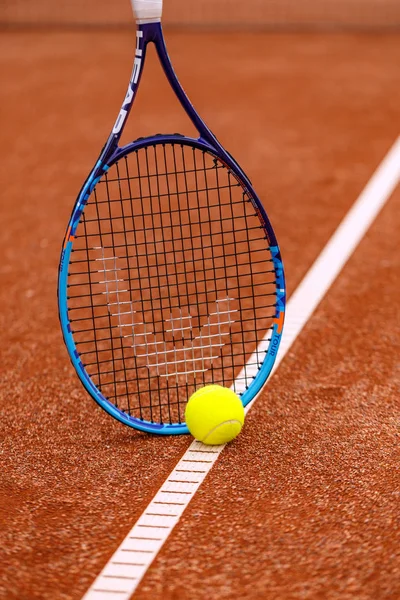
201, 419, 243, 444
81, 136, 400, 600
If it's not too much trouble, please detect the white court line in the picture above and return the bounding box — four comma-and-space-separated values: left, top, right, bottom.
82, 137, 400, 600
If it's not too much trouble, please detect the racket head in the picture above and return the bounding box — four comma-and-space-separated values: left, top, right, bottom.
59, 134, 285, 434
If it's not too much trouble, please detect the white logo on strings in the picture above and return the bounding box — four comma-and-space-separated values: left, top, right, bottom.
95, 248, 237, 379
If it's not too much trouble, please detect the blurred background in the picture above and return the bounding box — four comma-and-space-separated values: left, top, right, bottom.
1, 0, 400, 28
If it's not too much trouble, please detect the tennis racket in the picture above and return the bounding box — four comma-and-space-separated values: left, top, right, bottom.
58, 0, 286, 435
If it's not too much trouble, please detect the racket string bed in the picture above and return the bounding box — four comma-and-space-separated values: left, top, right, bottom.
67, 142, 278, 425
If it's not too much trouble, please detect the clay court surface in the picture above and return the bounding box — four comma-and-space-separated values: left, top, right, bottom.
1, 27, 400, 600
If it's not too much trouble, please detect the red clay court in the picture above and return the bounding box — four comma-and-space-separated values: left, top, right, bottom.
1, 1, 400, 599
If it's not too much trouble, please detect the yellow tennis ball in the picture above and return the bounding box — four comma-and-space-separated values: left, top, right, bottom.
185, 385, 245, 445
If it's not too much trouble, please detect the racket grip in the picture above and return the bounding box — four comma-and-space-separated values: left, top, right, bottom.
131, 0, 163, 22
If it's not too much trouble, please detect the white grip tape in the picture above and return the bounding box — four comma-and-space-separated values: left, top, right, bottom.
131, 0, 163, 22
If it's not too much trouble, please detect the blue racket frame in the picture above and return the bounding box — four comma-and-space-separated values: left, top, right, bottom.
58, 22, 286, 434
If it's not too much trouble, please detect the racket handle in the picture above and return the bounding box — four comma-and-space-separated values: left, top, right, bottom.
131, 0, 163, 22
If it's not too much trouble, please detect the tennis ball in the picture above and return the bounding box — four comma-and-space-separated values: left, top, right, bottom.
185, 385, 245, 445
